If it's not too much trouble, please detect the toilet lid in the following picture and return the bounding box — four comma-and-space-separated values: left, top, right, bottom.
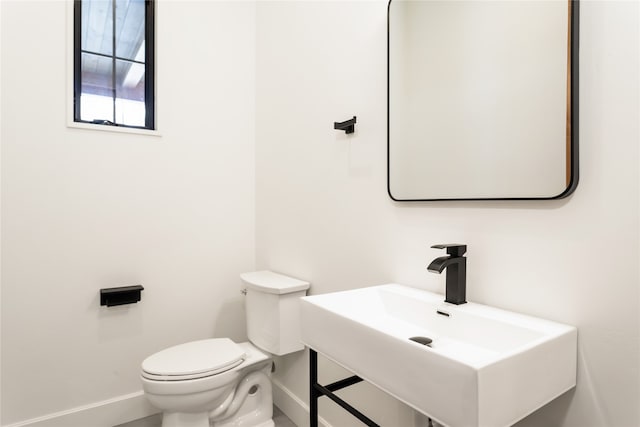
142, 338, 246, 380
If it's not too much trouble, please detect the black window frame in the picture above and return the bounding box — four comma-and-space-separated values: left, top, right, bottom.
73, 0, 155, 130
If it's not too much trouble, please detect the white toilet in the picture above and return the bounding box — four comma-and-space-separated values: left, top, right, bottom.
140, 271, 310, 427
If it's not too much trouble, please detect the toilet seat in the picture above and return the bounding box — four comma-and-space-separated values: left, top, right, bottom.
142, 338, 246, 381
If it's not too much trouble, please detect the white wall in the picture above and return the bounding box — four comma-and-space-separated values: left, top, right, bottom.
256, 1, 639, 427
1, 1, 255, 424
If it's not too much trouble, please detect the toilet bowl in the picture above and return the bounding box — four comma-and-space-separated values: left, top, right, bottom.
141, 271, 310, 427
141, 340, 273, 427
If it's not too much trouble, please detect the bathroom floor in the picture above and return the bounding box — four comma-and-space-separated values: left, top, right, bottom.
115, 406, 297, 427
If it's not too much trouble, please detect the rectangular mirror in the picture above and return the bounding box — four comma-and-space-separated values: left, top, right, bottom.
388, 0, 578, 201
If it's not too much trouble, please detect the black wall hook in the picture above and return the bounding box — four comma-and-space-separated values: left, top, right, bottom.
334, 116, 357, 134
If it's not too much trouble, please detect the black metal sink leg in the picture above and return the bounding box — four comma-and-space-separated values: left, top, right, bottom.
309, 349, 380, 427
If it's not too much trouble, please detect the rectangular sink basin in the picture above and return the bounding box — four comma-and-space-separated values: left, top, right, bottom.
300, 284, 577, 427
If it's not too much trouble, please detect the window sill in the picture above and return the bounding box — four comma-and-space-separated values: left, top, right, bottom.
67, 121, 162, 137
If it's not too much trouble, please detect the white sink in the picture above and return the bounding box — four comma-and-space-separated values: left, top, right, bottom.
300, 284, 577, 427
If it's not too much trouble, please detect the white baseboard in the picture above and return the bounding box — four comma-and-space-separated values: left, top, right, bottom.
6, 381, 324, 427
3, 391, 158, 427
271, 378, 332, 427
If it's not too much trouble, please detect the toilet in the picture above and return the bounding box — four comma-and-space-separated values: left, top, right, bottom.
140, 271, 310, 427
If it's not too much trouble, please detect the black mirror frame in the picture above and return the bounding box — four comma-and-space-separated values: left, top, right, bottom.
387, 0, 579, 202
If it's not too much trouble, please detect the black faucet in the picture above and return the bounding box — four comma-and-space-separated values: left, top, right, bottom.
427, 244, 467, 305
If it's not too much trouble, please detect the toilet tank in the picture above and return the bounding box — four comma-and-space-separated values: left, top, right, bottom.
241, 271, 310, 356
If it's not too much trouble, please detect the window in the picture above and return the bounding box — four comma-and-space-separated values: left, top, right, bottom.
74, 0, 155, 130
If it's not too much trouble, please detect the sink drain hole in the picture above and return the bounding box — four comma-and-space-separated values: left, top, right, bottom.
409, 336, 433, 347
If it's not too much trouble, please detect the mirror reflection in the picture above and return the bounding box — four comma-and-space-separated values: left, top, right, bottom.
388, 0, 578, 201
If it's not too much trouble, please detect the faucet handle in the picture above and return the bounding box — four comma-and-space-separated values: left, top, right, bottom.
431, 244, 467, 257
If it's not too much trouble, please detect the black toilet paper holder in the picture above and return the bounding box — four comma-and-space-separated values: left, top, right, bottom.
100, 285, 144, 307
